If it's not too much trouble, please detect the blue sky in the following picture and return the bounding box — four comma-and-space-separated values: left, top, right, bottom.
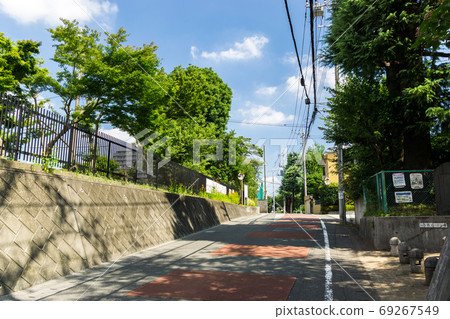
0, 0, 336, 193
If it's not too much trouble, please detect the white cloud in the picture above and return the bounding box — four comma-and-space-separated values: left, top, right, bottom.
0, 0, 118, 26
100, 128, 135, 144
255, 86, 277, 96
285, 64, 335, 97
283, 52, 297, 65
190, 46, 199, 59
192, 35, 269, 62
286, 75, 301, 94
305, 64, 335, 92
238, 104, 294, 125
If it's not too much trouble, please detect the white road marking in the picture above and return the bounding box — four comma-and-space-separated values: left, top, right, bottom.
320, 219, 333, 301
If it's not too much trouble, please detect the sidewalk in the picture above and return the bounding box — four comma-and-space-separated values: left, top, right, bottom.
327, 213, 432, 301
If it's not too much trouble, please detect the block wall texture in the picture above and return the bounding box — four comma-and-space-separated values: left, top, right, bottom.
0, 160, 258, 296
359, 216, 450, 252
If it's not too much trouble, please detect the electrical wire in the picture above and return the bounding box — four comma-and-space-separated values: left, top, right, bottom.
283, 0, 309, 100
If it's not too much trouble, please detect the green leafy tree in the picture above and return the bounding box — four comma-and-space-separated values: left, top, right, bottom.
45, 19, 165, 156
182, 131, 262, 198
145, 64, 259, 194
0, 33, 52, 158
415, 0, 450, 51
323, 0, 448, 170
319, 183, 339, 207
147, 65, 234, 171
0, 33, 43, 95
278, 144, 325, 212
166, 65, 232, 134
279, 152, 301, 213
323, 76, 401, 198
305, 143, 325, 200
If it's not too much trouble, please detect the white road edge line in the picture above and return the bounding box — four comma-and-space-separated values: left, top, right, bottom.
284, 214, 376, 301
320, 219, 333, 301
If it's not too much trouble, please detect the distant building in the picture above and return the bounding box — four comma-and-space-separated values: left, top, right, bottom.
112, 150, 146, 179
319, 152, 339, 185
113, 150, 135, 170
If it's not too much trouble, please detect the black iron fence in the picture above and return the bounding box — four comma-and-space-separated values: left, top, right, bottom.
0, 93, 233, 194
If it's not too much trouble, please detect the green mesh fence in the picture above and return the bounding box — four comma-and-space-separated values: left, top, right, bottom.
363, 170, 435, 215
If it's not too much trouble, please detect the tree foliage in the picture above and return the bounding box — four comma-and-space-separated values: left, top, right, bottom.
322, 0, 449, 198
323, 0, 449, 170
166, 65, 232, 134
278, 152, 302, 213
319, 182, 339, 207
47, 19, 165, 132
415, 0, 450, 51
278, 143, 325, 211
0, 33, 48, 99
0, 20, 262, 197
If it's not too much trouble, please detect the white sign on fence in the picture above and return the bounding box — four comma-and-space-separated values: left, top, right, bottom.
392, 173, 406, 188
395, 191, 413, 203
410, 173, 424, 189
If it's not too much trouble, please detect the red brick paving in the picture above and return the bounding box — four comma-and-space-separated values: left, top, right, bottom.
126, 215, 320, 301
210, 244, 310, 258
245, 231, 316, 239
280, 214, 319, 219
267, 223, 321, 229
126, 270, 296, 300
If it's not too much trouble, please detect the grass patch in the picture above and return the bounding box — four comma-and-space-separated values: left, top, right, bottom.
365, 204, 437, 217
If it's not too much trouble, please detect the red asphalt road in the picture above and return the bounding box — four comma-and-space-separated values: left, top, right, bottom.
127, 270, 296, 301
126, 214, 320, 301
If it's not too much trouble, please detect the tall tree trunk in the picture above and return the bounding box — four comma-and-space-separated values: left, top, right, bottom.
385, 63, 433, 170
403, 127, 433, 170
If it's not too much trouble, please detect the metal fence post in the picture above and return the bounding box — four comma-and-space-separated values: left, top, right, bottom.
67, 124, 74, 170
92, 127, 98, 174
14, 102, 24, 161
106, 140, 111, 178
155, 161, 159, 189
381, 171, 389, 214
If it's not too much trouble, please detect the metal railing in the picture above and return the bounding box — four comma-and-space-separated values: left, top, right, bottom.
0, 93, 233, 194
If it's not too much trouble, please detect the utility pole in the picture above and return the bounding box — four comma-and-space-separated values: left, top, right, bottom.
264, 145, 267, 200
308, 0, 318, 116
335, 65, 346, 224
272, 171, 276, 213
301, 129, 310, 213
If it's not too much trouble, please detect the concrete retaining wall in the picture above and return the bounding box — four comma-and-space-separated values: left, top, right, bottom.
427, 227, 450, 300
360, 216, 450, 252
0, 160, 259, 296
354, 197, 366, 225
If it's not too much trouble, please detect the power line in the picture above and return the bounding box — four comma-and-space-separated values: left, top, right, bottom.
285, 6, 310, 159
283, 0, 309, 101
306, 0, 318, 142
